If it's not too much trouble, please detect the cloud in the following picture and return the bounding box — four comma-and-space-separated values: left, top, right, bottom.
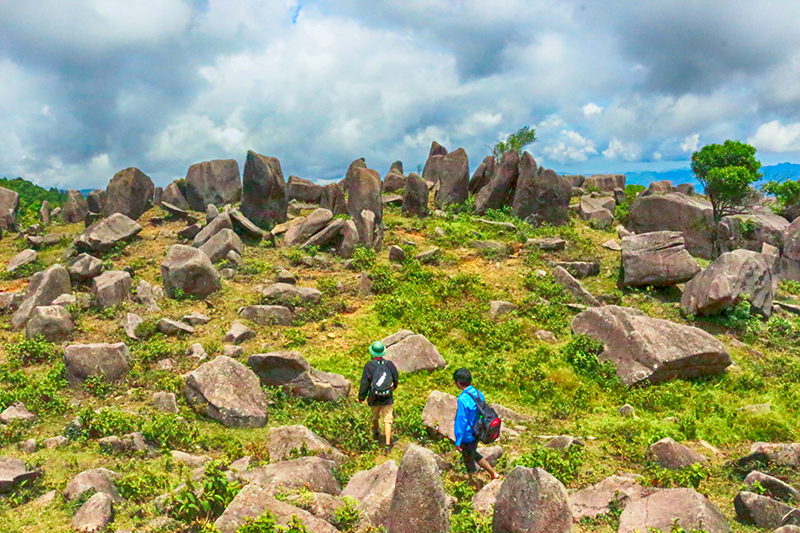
748, 121, 800, 153
541, 130, 597, 163
603, 138, 641, 161
583, 103, 602, 116
681, 133, 701, 152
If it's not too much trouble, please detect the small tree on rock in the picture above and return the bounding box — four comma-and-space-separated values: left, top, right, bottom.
491, 126, 537, 160
691, 140, 762, 256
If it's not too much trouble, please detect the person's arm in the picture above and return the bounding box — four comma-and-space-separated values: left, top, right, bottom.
358, 363, 372, 402
454, 395, 468, 448
389, 361, 399, 390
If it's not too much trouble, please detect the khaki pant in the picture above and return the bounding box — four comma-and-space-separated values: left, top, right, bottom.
370, 404, 393, 428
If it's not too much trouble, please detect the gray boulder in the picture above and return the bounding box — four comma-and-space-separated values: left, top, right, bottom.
25, 305, 74, 341
39, 200, 51, 226
387, 444, 449, 533
238, 456, 341, 496
64, 468, 121, 501
744, 471, 800, 503
735, 491, 797, 529
645, 437, 705, 470
193, 212, 233, 247
619, 487, 729, 533
382, 331, 446, 373
157, 318, 195, 335
383, 170, 406, 194
681, 249, 773, 317
68, 253, 103, 282
0, 457, 41, 494
184, 159, 242, 211
239, 305, 293, 326
475, 150, 519, 215
472, 477, 503, 515
225, 320, 256, 344
492, 466, 572, 533
512, 155, 571, 225
628, 193, 715, 259
284, 208, 333, 246
161, 244, 221, 299
584, 174, 626, 192
62, 190, 89, 223
162, 181, 191, 210
430, 147, 469, 208
578, 196, 615, 226
229, 209, 265, 241
268, 425, 346, 464
135, 279, 161, 312
718, 213, 788, 254
402, 173, 429, 217
92, 270, 132, 308
184, 356, 268, 428
199, 228, 243, 263
287, 176, 324, 204
553, 266, 601, 307
65, 343, 131, 383
152, 392, 179, 414
104, 167, 155, 220
341, 460, 398, 528
0, 187, 20, 230
622, 231, 701, 287
740, 442, 800, 468
12, 264, 71, 330
248, 351, 350, 402
469, 155, 495, 195
347, 166, 383, 249
569, 474, 647, 520
87, 189, 106, 214
7, 249, 38, 273
241, 150, 288, 228
0, 402, 37, 424
74, 213, 143, 254
260, 283, 322, 308
319, 183, 347, 216
72, 492, 114, 532
572, 305, 731, 386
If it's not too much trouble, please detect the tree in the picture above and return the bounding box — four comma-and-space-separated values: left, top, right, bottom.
690, 140, 762, 256
490, 126, 537, 160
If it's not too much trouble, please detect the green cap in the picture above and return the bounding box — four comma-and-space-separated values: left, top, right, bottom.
369, 341, 386, 358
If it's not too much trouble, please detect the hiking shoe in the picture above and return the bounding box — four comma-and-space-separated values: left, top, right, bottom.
384, 441, 394, 452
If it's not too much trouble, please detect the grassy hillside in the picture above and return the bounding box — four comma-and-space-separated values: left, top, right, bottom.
0, 198, 799, 532
0, 177, 67, 229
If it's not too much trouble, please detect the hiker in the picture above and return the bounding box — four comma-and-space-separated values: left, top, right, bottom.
358, 341, 399, 450
453, 367, 500, 479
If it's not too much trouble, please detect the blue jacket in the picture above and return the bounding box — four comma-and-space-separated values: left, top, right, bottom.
454, 385, 484, 446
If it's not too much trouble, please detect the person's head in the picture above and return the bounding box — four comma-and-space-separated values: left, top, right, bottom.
369, 341, 386, 359
453, 367, 472, 389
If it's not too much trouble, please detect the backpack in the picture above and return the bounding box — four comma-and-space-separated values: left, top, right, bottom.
370, 360, 394, 399
465, 390, 502, 444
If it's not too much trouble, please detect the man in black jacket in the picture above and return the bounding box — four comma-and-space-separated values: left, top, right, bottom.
358, 341, 399, 450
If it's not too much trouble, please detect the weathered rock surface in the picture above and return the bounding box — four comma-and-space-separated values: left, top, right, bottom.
569, 474, 647, 520
622, 231, 701, 287
65, 343, 131, 383
25, 305, 74, 341
734, 491, 796, 529
248, 351, 350, 402
744, 471, 800, 503
225, 320, 256, 344
429, 147, 469, 208
553, 266, 601, 307
475, 150, 519, 215
72, 492, 114, 532
472, 477, 503, 515
646, 437, 706, 470
193, 212, 232, 247
387, 444, 449, 533
347, 166, 383, 248
184, 356, 267, 428
152, 392, 179, 414
628, 193, 715, 259
319, 183, 346, 216
681, 249, 773, 317
402, 173, 429, 217
104, 167, 155, 220
284, 208, 333, 246
64, 468, 121, 501
62, 190, 89, 223
421, 390, 523, 441
184, 159, 242, 211
199, 228, 243, 263
584, 174, 626, 192
572, 305, 731, 385
341, 460, 398, 528
740, 442, 800, 468
0, 402, 37, 424
0, 457, 41, 494
7, 249, 37, 273
492, 466, 572, 533
469, 155, 495, 195
513, 155, 571, 225
381, 331, 446, 373
618, 488, 730, 533
157, 318, 194, 335
268, 425, 346, 464
92, 270, 132, 308
287, 175, 324, 204
161, 244, 221, 299
718, 213, 788, 254
68, 253, 104, 282
239, 456, 341, 496
241, 151, 288, 228
260, 283, 322, 308
12, 264, 71, 330
75, 213, 143, 254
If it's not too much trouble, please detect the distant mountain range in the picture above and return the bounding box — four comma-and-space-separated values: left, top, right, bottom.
623, 162, 800, 191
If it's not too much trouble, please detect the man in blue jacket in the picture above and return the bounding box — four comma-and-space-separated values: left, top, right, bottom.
453, 367, 500, 479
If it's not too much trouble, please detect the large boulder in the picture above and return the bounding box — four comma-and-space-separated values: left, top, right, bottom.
259, 283, 322, 308
284, 208, 333, 246
239, 456, 341, 496
26, 305, 74, 341
86, 189, 106, 214
512, 154, 571, 225
68, 253, 103, 282
239, 305, 293, 326
72, 492, 114, 533
193, 212, 233, 247
64, 343, 131, 383
381, 331, 446, 373
469, 155, 495, 195
320, 183, 347, 216
185, 356, 268, 428
241, 150, 288, 228
64, 468, 120, 501
7, 249, 38, 273
553, 266, 600, 307
92, 270, 132, 308
74, 213, 143, 254
341, 460, 398, 528
718, 213, 788, 254
104, 167, 155, 220
62, 190, 89, 224
343, 157, 367, 191
421, 390, 523, 441
383, 170, 406, 194
248, 351, 350, 401
402, 173, 429, 217
572, 305, 731, 386
184, 159, 242, 210
198, 228, 243, 263
12, 264, 71, 330
578, 196, 615, 227
782, 216, 800, 264
472, 477, 503, 515
492, 466, 572, 533
584, 173, 626, 192
621, 231, 701, 287
347, 166, 383, 249
618, 488, 730, 533
0, 457, 41, 494
287, 176, 324, 204
744, 471, 800, 503
0, 187, 20, 230
215, 484, 339, 533
645, 437, 705, 470
569, 474, 647, 521
387, 444, 449, 533
162, 181, 191, 210
429, 148, 469, 208
161, 244, 221, 299
681, 249, 773, 317
734, 491, 797, 529
475, 150, 519, 215
739, 442, 800, 468
268, 425, 346, 464
628, 193, 715, 259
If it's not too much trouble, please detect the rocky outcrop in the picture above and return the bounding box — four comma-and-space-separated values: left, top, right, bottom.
628, 193, 715, 259
572, 305, 731, 386
387, 444, 449, 533
104, 167, 155, 220
381, 330, 446, 373
259, 283, 322, 308
185, 356, 268, 428
320, 183, 346, 216
72, 492, 114, 532
734, 491, 797, 529
193, 212, 232, 247
429, 148, 469, 208
402, 173, 429, 217
74, 213, 143, 254
584, 174, 626, 192
621, 231, 701, 287
62, 190, 89, 224
184, 159, 241, 210
267, 425, 346, 464
347, 166, 383, 249
383, 170, 406, 193
238, 456, 341, 496
64, 343, 131, 383
646, 438, 705, 470
718, 213, 788, 254
198, 228, 243, 263
512, 154, 571, 225
579, 196, 615, 227
492, 466, 572, 533
162, 181, 191, 210
239, 305, 293, 326
241, 151, 288, 228
12, 263, 71, 330
161, 244, 221, 299
618, 488, 730, 533
342, 460, 398, 528
469, 155, 495, 195
553, 266, 601, 307
681, 249, 773, 317
248, 351, 350, 401
284, 208, 333, 246
475, 150, 519, 215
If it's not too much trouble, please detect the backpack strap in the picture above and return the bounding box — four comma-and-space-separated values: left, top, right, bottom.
464, 390, 485, 408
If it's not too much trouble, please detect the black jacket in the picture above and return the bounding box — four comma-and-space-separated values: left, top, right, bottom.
358, 358, 399, 406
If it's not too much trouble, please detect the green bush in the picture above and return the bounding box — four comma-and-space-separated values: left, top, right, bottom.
7, 335, 61, 365
561, 335, 616, 384
513, 445, 584, 485
351, 245, 376, 271
169, 460, 240, 524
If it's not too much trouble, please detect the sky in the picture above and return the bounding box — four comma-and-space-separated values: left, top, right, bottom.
2, 0, 800, 190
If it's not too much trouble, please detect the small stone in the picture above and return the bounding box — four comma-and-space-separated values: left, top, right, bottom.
156, 358, 176, 371
276, 268, 296, 284
389, 245, 406, 263
535, 330, 557, 343
188, 343, 208, 360
43, 436, 68, 449
0, 402, 36, 424
225, 320, 255, 344
152, 392, 179, 414
618, 404, 636, 418
603, 239, 622, 251
227, 250, 244, 266
220, 267, 236, 279
526, 237, 566, 251
489, 300, 518, 320
224, 345, 244, 358
51, 294, 77, 307
121, 313, 143, 340
156, 318, 195, 335
21, 439, 37, 453
182, 312, 211, 325
415, 247, 439, 263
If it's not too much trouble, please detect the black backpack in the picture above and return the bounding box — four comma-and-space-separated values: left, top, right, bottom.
465, 390, 502, 444
370, 360, 393, 399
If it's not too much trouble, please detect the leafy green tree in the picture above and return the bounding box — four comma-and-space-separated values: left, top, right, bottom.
490, 126, 537, 160
762, 179, 800, 216
690, 140, 762, 255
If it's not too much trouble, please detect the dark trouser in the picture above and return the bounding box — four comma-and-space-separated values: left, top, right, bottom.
460, 440, 483, 473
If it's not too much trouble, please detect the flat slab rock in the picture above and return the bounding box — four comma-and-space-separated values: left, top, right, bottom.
237, 456, 341, 497
267, 425, 346, 464
569, 474, 650, 521
0, 457, 41, 494
572, 305, 731, 386
380, 330, 446, 373
618, 488, 730, 533
247, 351, 350, 402
621, 231, 701, 287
